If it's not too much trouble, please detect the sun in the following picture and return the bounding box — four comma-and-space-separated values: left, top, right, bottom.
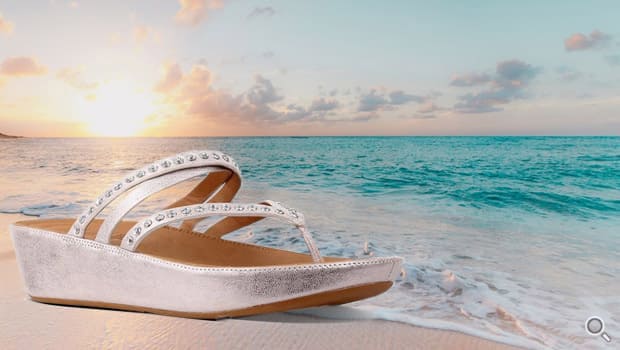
79, 80, 156, 137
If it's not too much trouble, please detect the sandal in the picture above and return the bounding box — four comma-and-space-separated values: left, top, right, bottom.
10, 150, 403, 318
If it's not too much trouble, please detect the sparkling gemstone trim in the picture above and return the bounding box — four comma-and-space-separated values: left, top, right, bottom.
121, 202, 305, 251
70, 150, 241, 238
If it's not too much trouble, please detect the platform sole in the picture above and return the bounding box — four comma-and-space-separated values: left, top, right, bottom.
31, 281, 392, 319
11, 223, 402, 318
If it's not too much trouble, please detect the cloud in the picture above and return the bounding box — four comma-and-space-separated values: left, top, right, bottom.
155, 63, 350, 124
409, 114, 436, 120
0, 13, 14, 35
358, 89, 389, 112
0, 56, 47, 76
453, 59, 540, 114
57, 67, 98, 90
605, 55, 620, 66
133, 25, 159, 44
408, 102, 444, 119
246, 74, 283, 105
389, 90, 426, 104
495, 60, 539, 83
450, 73, 491, 87
417, 102, 442, 114
358, 89, 426, 112
247, 6, 276, 19
309, 97, 339, 112
564, 30, 611, 51
155, 63, 183, 93
175, 0, 223, 26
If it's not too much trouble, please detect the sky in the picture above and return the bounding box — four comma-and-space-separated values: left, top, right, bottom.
0, 0, 619, 137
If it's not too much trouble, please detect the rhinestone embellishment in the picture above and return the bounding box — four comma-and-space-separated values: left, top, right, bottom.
134, 227, 142, 236
74, 150, 246, 240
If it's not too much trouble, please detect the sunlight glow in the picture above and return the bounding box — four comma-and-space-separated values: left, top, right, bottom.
79, 81, 156, 137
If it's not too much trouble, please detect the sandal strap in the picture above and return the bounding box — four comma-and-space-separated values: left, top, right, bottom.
121, 201, 323, 263
69, 150, 241, 239
94, 167, 228, 243
200, 200, 293, 238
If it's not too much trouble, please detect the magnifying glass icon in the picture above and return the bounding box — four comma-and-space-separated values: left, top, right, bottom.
585, 316, 612, 342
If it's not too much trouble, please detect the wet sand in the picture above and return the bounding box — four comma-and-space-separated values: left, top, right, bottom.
0, 213, 523, 350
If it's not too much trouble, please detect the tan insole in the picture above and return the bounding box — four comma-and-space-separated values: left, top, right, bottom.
15, 219, 347, 267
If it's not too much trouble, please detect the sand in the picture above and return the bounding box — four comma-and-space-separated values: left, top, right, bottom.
0, 214, 523, 349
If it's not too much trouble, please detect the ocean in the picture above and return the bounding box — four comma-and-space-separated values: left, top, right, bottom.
1, 136, 618, 349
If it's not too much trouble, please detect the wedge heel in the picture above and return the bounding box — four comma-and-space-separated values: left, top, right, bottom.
11, 223, 401, 318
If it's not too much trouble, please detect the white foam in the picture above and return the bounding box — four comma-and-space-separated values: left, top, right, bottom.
290, 305, 549, 350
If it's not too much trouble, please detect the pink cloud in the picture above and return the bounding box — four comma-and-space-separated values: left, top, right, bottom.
133, 25, 160, 44
57, 67, 98, 90
0, 13, 14, 35
564, 30, 611, 51
175, 0, 224, 26
154, 63, 350, 124
155, 63, 183, 93
0, 56, 47, 76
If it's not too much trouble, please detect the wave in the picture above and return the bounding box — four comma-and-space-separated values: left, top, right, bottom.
290, 306, 548, 350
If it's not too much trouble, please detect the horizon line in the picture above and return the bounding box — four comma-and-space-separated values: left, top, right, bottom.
3, 134, 619, 139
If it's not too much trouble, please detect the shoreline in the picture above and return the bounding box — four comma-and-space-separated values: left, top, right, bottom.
0, 213, 524, 349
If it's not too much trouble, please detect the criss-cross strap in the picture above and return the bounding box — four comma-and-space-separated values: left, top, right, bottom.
120, 201, 323, 263
70, 150, 241, 242
94, 168, 230, 244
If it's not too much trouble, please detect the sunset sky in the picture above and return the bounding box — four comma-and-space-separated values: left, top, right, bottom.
0, 1, 619, 137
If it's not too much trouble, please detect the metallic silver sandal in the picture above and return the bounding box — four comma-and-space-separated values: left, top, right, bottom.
10, 150, 402, 318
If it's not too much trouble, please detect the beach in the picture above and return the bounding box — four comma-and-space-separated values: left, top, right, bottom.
0, 213, 524, 349
1, 136, 618, 349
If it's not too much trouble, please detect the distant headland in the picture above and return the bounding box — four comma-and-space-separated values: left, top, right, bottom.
0, 132, 22, 139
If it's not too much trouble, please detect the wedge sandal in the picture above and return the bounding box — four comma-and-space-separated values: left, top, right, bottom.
10, 150, 403, 318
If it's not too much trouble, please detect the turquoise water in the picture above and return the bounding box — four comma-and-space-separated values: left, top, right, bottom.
1, 137, 619, 349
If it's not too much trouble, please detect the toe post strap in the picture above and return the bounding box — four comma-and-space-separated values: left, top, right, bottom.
121, 201, 323, 263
